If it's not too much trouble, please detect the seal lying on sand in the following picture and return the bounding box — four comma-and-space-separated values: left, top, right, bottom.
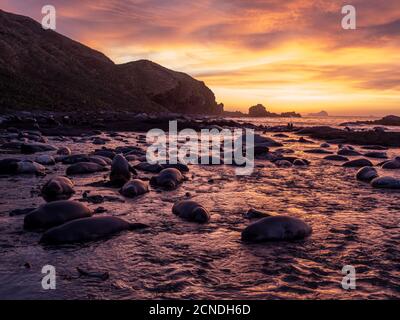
24, 200, 92, 231
109, 154, 131, 187
150, 168, 184, 190
172, 200, 210, 223
41, 176, 75, 202
119, 179, 149, 198
241, 216, 312, 242
342, 158, 373, 168
66, 162, 108, 175
17, 160, 46, 174
356, 166, 378, 182
40, 216, 148, 244
371, 176, 400, 189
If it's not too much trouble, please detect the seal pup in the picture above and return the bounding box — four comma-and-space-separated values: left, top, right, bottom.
41, 176, 75, 202
150, 168, 184, 190
119, 179, 149, 198
172, 200, 210, 223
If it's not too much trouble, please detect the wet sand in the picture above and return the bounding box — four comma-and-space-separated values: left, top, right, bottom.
1, 130, 400, 299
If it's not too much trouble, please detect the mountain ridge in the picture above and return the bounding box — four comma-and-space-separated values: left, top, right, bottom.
0, 9, 220, 114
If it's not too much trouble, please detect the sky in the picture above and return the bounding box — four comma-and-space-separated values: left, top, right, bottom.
1, 0, 400, 115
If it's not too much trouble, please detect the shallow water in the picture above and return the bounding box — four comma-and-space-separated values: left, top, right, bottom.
232, 116, 400, 132
1, 129, 400, 300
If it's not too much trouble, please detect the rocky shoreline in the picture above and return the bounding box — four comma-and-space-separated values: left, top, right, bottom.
2, 111, 400, 147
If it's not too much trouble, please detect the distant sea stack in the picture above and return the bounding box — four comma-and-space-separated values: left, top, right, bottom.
247, 104, 301, 118
308, 111, 329, 117
0, 9, 221, 115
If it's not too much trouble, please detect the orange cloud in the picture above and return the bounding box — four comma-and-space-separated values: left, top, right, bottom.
2, 0, 400, 115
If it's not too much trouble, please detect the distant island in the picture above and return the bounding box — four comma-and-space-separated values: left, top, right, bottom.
340, 115, 400, 127
223, 104, 302, 118
307, 110, 329, 117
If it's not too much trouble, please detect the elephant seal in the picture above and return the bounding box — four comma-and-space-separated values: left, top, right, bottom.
304, 149, 333, 154
134, 162, 163, 173
120, 179, 149, 198
337, 148, 361, 156
275, 160, 292, 167
66, 162, 108, 175
150, 168, 184, 190
0, 158, 19, 174
172, 200, 210, 223
363, 152, 388, 159
356, 166, 378, 182
57, 147, 72, 156
323, 155, 349, 162
17, 161, 45, 174
343, 158, 373, 168
382, 159, 400, 169
40, 216, 148, 244
371, 176, 400, 189
21, 143, 57, 154
241, 216, 312, 242
41, 176, 75, 202
110, 154, 131, 187
293, 159, 308, 166
35, 155, 56, 166
161, 163, 190, 173
24, 200, 92, 231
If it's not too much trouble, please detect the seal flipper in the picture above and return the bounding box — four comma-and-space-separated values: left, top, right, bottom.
128, 223, 150, 230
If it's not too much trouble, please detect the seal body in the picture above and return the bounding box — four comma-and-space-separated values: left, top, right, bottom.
40, 216, 148, 244
17, 160, 45, 174
24, 200, 92, 231
66, 162, 107, 175
150, 168, 184, 190
343, 158, 373, 168
356, 166, 378, 182
110, 154, 131, 187
241, 216, 312, 242
371, 176, 400, 189
172, 200, 210, 223
120, 179, 149, 198
41, 176, 75, 202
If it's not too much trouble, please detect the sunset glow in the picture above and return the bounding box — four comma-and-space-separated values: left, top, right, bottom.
2, 0, 400, 115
